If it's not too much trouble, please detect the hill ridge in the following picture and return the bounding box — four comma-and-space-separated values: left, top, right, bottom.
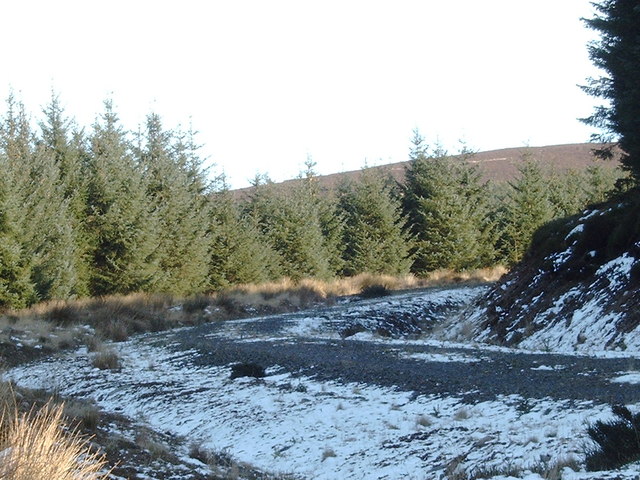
232, 143, 620, 195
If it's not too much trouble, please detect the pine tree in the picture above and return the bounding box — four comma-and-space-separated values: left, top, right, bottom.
500, 159, 555, 264
37, 92, 90, 297
547, 169, 588, 218
0, 166, 35, 309
1, 94, 80, 302
581, 0, 640, 184
294, 158, 344, 276
242, 166, 335, 281
208, 177, 281, 288
403, 134, 496, 273
339, 168, 412, 276
135, 113, 211, 295
583, 164, 623, 204
85, 100, 159, 295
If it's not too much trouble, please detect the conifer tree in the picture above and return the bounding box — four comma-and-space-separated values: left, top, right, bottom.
0, 165, 35, 308
403, 133, 496, 273
294, 158, 345, 276
548, 169, 588, 218
582, 0, 640, 184
339, 168, 412, 276
500, 159, 555, 264
208, 177, 281, 288
85, 100, 159, 295
242, 167, 335, 281
1, 94, 80, 301
583, 164, 623, 204
37, 93, 90, 296
135, 113, 210, 295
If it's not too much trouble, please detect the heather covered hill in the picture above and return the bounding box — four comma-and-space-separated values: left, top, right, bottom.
233, 143, 621, 197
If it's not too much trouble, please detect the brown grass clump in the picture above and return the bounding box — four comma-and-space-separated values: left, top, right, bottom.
0, 400, 111, 480
91, 349, 121, 370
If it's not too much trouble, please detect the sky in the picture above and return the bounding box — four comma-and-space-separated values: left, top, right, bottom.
1, 1, 601, 189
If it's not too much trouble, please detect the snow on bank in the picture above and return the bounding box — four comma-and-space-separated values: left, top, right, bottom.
516, 253, 638, 354
6, 337, 640, 480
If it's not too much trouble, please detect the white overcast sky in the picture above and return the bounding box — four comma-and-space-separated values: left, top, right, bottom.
1, 1, 601, 188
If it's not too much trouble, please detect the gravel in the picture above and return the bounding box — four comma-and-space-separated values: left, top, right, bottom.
154, 286, 640, 405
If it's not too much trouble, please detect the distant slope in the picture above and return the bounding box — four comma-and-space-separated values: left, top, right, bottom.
454, 190, 640, 353
232, 143, 621, 197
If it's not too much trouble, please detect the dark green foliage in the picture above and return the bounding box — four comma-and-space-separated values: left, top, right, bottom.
37, 93, 91, 296
135, 113, 211, 295
241, 166, 339, 281
0, 88, 630, 306
0, 182, 35, 309
339, 168, 412, 276
500, 159, 556, 264
403, 133, 496, 273
586, 404, 640, 470
85, 100, 159, 295
208, 181, 281, 288
582, 0, 640, 183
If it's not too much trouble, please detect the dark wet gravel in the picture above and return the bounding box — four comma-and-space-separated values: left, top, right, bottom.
160, 287, 640, 405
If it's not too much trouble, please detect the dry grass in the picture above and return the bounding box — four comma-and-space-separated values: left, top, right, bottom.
0, 267, 507, 368
224, 266, 507, 304
0, 400, 110, 480
91, 349, 121, 370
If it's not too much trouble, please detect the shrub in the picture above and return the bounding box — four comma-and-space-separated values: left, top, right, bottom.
182, 294, 212, 314
0, 401, 111, 479
586, 404, 640, 470
359, 284, 391, 298
63, 399, 101, 431
91, 349, 121, 370
46, 302, 83, 326
230, 362, 266, 379
99, 320, 129, 342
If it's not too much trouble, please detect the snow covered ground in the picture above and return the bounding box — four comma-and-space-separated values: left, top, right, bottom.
6, 285, 640, 479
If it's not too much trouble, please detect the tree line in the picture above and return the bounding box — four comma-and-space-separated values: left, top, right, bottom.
0, 94, 624, 309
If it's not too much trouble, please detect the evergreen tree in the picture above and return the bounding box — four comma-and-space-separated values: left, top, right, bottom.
135, 113, 211, 295
339, 168, 412, 276
582, 0, 640, 183
0, 167, 35, 309
1, 94, 80, 302
208, 177, 281, 288
548, 169, 588, 218
583, 164, 623, 204
37, 92, 90, 296
403, 133, 495, 273
294, 158, 345, 276
242, 166, 335, 281
85, 100, 159, 295
500, 159, 555, 264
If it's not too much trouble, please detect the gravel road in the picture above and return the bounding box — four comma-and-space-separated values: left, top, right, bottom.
158, 286, 640, 405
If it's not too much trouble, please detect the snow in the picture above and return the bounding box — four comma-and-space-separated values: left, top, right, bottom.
5, 338, 631, 480
6, 280, 640, 478
611, 372, 640, 384
565, 224, 584, 242
482, 250, 639, 355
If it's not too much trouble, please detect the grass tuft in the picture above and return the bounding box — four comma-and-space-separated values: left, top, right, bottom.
91, 349, 121, 371
0, 400, 111, 479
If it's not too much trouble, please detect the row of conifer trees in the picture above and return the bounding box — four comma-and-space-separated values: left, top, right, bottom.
0, 94, 622, 308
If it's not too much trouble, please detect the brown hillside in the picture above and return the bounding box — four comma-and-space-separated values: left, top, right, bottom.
232, 143, 621, 197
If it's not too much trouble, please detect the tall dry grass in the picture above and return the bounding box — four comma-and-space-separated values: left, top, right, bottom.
0, 397, 110, 480
0, 267, 507, 361
228, 266, 507, 300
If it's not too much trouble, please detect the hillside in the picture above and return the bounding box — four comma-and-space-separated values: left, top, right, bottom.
454, 190, 640, 353
233, 143, 621, 195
